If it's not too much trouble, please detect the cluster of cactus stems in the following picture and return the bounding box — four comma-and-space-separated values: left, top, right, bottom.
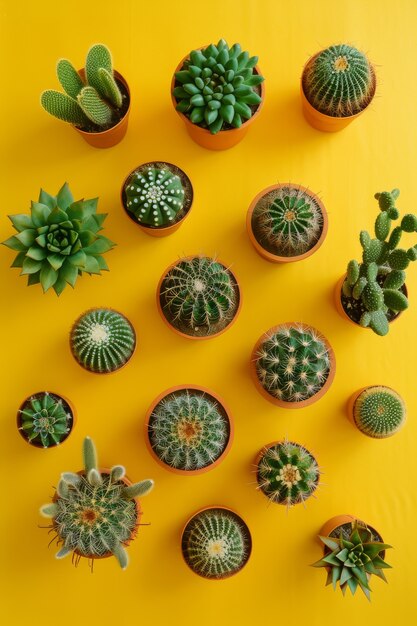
174, 39, 264, 134
353, 386, 406, 438
148, 390, 229, 471
2, 183, 114, 295
18, 392, 72, 448
41, 44, 125, 130
303, 44, 375, 117
70, 308, 136, 373
343, 189, 417, 335
40, 437, 154, 570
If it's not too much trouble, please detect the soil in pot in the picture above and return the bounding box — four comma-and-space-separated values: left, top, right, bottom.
17, 391, 74, 448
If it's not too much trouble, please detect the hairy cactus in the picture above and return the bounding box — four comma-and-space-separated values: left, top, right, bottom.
256, 440, 320, 507
70, 308, 136, 373
40, 437, 154, 569
2, 183, 115, 295
353, 386, 406, 438
17, 392, 73, 448
173, 39, 264, 134
302, 44, 375, 117
148, 389, 230, 471
182, 508, 251, 579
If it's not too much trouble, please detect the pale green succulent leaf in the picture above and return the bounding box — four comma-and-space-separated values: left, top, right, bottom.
56, 182, 74, 211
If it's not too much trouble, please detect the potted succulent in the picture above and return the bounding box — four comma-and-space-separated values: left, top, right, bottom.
255, 440, 320, 508
121, 161, 193, 237
17, 391, 74, 448
312, 515, 392, 600
246, 183, 328, 262
336, 188, 417, 336
2, 183, 115, 295
301, 44, 376, 132
70, 308, 136, 374
157, 255, 241, 339
172, 39, 265, 150
347, 385, 406, 438
145, 385, 233, 475
251, 323, 335, 408
41, 44, 130, 148
40, 437, 154, 570
181, 506, 252, 579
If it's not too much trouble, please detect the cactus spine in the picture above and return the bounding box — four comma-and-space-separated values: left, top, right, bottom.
18, 392, 73, 448
353, 386, 406, 438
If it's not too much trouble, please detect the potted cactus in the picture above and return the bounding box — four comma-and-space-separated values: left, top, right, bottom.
301, 44, 376, 132
40, 437, 154, 569
172, 39, 265, 150
121, 161, 193, 237
41, 44, 130, 148
251, 323, 335, 408
336, 189, 417, 336
246, 183, 328, 262
17, 391, 74, 448
2, 183, 115, 295
181, 506, 252, 579
347, 385, 406, 438
70, 308, 136, 374
157, 255, 241, 339
145, 385, 233, 475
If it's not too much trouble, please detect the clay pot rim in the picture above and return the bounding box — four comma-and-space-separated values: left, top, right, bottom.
347, 385, 407, 438
17, 391, 76, 449
318, 515, 385, 556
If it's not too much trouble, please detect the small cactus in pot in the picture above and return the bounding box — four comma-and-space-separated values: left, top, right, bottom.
17, 391, 74, 448
350, 386, 406, 438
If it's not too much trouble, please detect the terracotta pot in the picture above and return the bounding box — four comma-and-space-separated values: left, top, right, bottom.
318, 515, 384, 551
250, 323, 336, 408
347, 385, 406, 437
246, 183, 328, 263
17, 391, 76, 449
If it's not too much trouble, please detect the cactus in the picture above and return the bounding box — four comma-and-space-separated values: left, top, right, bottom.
182, 508, 251, 579
2, 183, 115, 295
256, 440, 320, 507
253, 323, 331, 403
148, 389, 230, 471
40, 437, 154, 569
353, 386, 406, 438
302, 44, 375, 117
173, 39, 264, 134
70, 308, 136, 373
18, 392, 73, 448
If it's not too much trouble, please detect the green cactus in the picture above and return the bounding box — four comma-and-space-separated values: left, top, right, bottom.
2, 183, 115, 295
353, 386, 406, 438
40, 437, 154, 569
182, 508, 251, 579
173, 39, 264, 134
302, 44, 375, 117
17, 392, 73, 448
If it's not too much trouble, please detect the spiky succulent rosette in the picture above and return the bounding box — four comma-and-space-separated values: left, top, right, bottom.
2, 183, 115, 295
353, 386, 406, 438
18, 392, 73, 448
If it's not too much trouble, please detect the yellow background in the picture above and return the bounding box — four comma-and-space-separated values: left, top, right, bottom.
1, 1, 416, 624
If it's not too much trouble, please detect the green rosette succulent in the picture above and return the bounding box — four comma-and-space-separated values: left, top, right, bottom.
18, 392, 73, 448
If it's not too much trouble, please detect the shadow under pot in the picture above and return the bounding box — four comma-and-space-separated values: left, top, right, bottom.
181, 506, 252, 579
246, 183, 328, 262
17, 391, 75, 449
347, 385, 406, 438
157, 255, 241, 339
250, 322, 336, 408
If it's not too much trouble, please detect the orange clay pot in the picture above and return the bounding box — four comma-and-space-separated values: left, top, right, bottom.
17, 391, 76, 449
246, 183, 328, 263
318, 515, 359, 544
144, 384, 234, 475
250, 323, 336, 409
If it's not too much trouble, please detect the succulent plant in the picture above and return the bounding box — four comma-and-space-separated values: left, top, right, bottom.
18, 392, 73, 448
70, 308, 136, 374
302, 44, 375, 117
342, 189, 417, 335
40, 437, 154, 569
182, 508, 251, 579
353, 386, 406, 438
2, 183, 115, 295
253, 323, 331, 403
312, 520, 392, 600
256, 440, 320, 507
173, 39, 264, 134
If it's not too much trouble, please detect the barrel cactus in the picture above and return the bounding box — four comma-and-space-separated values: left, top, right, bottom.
17, 392, 73, 448
353, 386, 406, 438
40, 437, 154, 569
70, 308, 136, 373
302, 44, 375, 117
182, 508, 251, 579
173, 39, 264, 134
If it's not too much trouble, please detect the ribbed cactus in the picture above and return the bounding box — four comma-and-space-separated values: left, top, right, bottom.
18, 392, 73, 448
302, 44, 375, 117
70, 308, 136, 373
254, 323, 331, 403
40, 437, 154, 569
353, 386, 406, 438
148, 389, 230, 471
173, 39, 264, 134
182, 508, 251, 579
256, 440, 320, 507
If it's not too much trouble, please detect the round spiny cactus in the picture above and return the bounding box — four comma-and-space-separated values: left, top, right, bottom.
17, 392, 73, 448
70, 308, 136, 373
182, 508, 251, 579
353, 386, 406, 438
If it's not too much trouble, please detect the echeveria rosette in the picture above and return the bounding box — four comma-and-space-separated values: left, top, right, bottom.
174, 39, 264, 134
19, 392, 72, 448
3, 183, 115, 295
